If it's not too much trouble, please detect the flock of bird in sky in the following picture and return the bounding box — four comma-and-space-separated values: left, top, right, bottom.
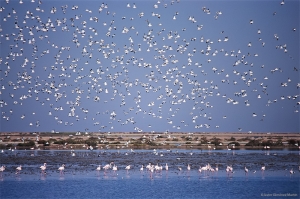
0, 0, 299, 133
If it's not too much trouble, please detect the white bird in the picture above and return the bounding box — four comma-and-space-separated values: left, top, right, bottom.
289, 168, 295, 174
40, 163, 47, 175
112, 164, 118, 173
140, 165, 143, 171
244, 167, 248, 175
103, 162, 113, 171
58, 164, 65, 175
165, 163, 168, 171
146, 163, 152, 171
0, 166, 6, 177
125, 165, 131, 173
187, 164, 191, 171
16, 165, 22, 174
96, 165, 101, 171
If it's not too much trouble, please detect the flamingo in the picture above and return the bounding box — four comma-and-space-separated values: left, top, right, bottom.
198, 166, 202, 173
40, 163, 47, 175
165, 163, 168, 171
16, 165, 22, 175
103, 162, 113, 174
200, 165, 208, 175
96, 165, 101, 176
125, 165, 131, 173
149, 165, 154, 179
154, 164, 162, 173
140, 165, 143, 172
96, 165, 101, 171
261, 165, 265, 173
244, 166, 249, 175
226, 165, 234, 177
0, 166, 5, 177
187, 164, 191, 175
112, 164, 118, 175
146, 163, 152, 171
187, 164, 191, 171
178, 167, 182, 173
58, 164, 65, 175
289, 168, 295, 174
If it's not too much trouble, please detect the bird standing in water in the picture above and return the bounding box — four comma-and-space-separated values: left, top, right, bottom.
40, 163, 47, 175
58, 164, 65, 175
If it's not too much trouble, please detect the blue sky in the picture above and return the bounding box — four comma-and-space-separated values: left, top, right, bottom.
0, 0, 299, 133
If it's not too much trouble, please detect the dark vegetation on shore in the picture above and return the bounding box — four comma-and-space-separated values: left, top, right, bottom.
0, 132, 299, 150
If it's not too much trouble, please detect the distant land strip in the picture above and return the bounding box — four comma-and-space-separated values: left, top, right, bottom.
0, 132, 299, 150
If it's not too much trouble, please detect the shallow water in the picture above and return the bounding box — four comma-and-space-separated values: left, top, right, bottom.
0, 149, 299, 198
1, 171, 299, 199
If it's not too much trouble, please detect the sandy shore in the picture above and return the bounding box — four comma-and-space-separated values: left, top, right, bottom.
0, 132, 299, 150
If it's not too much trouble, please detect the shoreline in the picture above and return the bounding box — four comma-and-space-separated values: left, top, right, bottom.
1, 132, 299, 150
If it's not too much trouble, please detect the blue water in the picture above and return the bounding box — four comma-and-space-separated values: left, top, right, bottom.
1, 149, 299, 198
1, 171, 299, 199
